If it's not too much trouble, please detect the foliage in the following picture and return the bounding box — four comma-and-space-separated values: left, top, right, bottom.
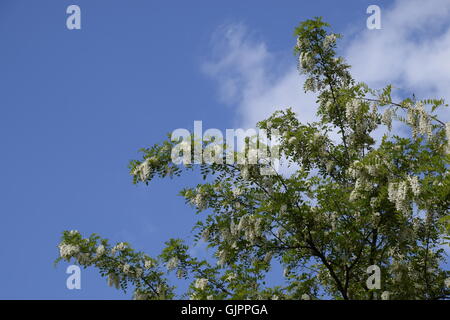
57, 18, 450, 300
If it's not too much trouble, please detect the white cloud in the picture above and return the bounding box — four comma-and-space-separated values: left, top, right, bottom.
202, 23, 317, 129
346, 0, 450, 118
203, 0, 450, 128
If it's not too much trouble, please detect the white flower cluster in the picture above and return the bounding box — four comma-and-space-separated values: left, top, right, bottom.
407, 102, 432, 138
194, 278, 209, 290
232, 187, 243, 197
388, 176, 421, 214
111, 242, 127, 254
133, 290, 149, 300
299, 52, 315, 72
445, 278, 450, 288
382, 108, 394, 131
191, 189, 207, 210
345, 99, 361, 121
388, 180, 410, 214
304, 78, 321, 92
133, 158, 152, 182
233, 214, 264, 244
322, 34, 337, 51
381, 291, 390, 300
144, 259, 154, 269
107, 273, 120, 289
122, 263, 132, 275
58, 243, 80, 259
407, 175, 420, 197
96, 245, 105, 257
217, 249, 227, 267
166, 257, 179, 271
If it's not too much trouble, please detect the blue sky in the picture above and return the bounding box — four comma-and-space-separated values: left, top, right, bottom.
0, 0, 449, 299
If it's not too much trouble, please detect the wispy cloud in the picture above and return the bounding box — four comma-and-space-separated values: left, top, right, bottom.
202, 23, 317, 129
203, 0, 450, 128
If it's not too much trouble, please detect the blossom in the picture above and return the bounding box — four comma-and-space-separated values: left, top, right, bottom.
192, 192, 207, 210
217, 249, 227, 267
107, 273, 120, 289
194, 278, 209, 290
301, 294, 311, 300
96, 245, 105, 257
322, 34, 336, 50
299, 52, 315, 71
135, 268, 143, 278
407, 176, 420, 196
345, 99, 360, 120
144, 259, 154, 269
122, 263, 132, 275
166, 257, 179, 271
134, 159, 152, 182
225, 273, 237, 282
133, 290, 148, 300
445, 278, 450, 288
232, 187, 243, 197
382, 108, 394, 130
111, 242, 127, 254
58, 243, 80, 259
381, 291, 390, 300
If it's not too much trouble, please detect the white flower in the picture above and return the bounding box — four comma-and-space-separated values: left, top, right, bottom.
166, 257, 179, 271
135, 159, 152, 182
224, 273, 236, 283
345, 99, 360, 120
217, 249, 227, 266
445, 278, 450, 288
301, 294, 311, 300
95, 245, 105, 257
192, 192, 207, 210
58, 243, 80, 259
144, 259, 154, 269
122, 263, 132, 275
322, 34, 336, 50
381, 291, 390, 300
135, 268, 143, 278
408, 176, 420, 196
107, 273, 120, 289
232, 187, 243, 197
272, 295, 279, 300
111, 242, 127, 254
133, 290, 148, 300
194, 278, 209, 290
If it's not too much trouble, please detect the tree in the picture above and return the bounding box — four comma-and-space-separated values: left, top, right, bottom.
56, 18, 450, 300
